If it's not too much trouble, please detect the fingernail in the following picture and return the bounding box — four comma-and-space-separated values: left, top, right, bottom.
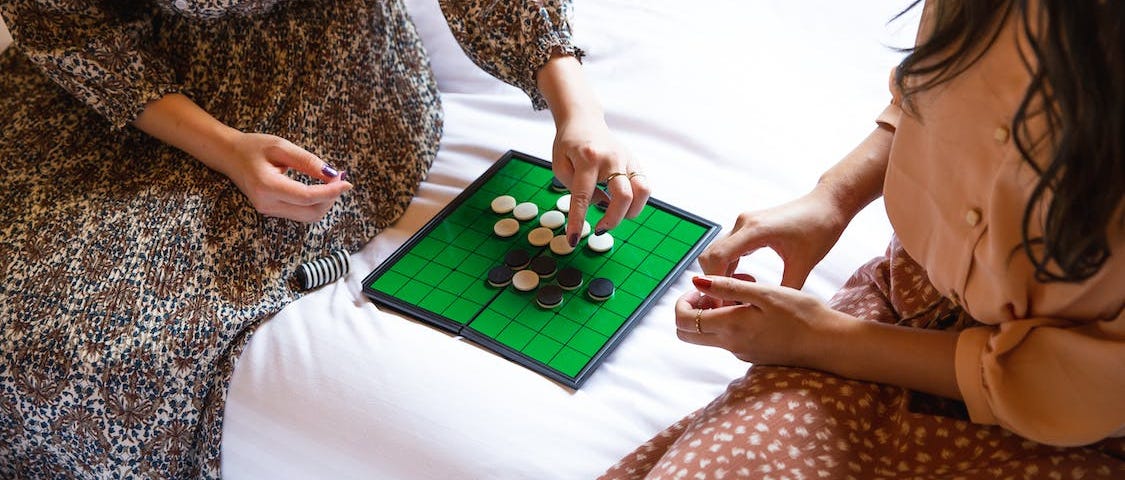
692, 276, 713, 289
338, 170, 348, 181
322, 164, 340, 178
594, 227, 607, 236
568, 233, 579, 247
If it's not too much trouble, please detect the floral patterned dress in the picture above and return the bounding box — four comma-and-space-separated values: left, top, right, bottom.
0, 0, 581, 477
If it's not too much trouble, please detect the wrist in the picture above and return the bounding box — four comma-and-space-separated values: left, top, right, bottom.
191, 123, 242, 175
811, 125, 892, 222
134, 93, 242, 175
537, 54, 604, 126
805, 185, 854, 235
793, 308, 856, 371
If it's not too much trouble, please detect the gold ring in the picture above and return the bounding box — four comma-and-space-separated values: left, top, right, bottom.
627, 171, 646, 180
694, 308, 704, 334
603, 172, 628, 183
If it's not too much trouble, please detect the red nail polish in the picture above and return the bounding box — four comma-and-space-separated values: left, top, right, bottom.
692, 276, 712, 289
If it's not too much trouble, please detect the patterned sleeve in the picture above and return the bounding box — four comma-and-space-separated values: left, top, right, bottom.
438, 0, 585, 110
0, 0, 178, 129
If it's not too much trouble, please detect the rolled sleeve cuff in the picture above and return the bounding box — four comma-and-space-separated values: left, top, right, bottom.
955, 326, 999, 425
524, 4, 585, 110
876, 103, 902, 132
526, 40, 584, 110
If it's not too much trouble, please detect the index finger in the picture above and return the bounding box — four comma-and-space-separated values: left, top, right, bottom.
565, 166, 600, 247
691, 274, 778, 306
698, 227, 764, 276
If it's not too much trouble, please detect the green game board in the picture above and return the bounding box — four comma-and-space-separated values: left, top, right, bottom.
362, 150, 720, 388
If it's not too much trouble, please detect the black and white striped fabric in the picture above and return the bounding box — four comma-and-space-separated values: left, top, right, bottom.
294, 249, 350, 291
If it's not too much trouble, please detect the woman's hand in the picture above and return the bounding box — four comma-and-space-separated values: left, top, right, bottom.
675, 274, 851, 366
134, 94, 351, 223
551, 114, 650, 241
219, 133, 352, 223
677, 274, 962, 401
698, 188, 850, 290
537, 55, 650, 245
698, 124, 895, 289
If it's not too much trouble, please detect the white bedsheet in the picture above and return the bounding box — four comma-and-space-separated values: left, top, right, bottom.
218, 1, 914, 478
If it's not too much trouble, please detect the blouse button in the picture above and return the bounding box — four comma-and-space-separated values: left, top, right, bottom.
993, 126, 1010, 143
965, 208, 982, 227
174, 0, 188, 10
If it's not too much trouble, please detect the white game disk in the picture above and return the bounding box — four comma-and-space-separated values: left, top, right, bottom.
528, 227, 554, 247
491, 195, 517, 214
493, 218, 520, 237
549, 235, 576, 255
587, 232, 614, 253
556, 194, 571, 213
513, 202, 539, 221
512, 269, 540, 291
539, 210, 566, 230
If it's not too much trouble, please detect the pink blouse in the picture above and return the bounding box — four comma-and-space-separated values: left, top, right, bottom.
877, 3, 1125, 446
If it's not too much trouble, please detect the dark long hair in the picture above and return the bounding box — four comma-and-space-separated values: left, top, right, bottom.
893, 0, 1124, 282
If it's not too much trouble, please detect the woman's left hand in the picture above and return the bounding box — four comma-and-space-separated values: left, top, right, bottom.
676, 274, 846, 366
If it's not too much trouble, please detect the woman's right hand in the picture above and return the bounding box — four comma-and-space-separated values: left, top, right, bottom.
134, 94, 351, 223
218, 132, 353, 223
697, 188, 850, 290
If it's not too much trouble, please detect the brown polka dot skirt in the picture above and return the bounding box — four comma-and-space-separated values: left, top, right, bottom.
601, 237, 1125, 479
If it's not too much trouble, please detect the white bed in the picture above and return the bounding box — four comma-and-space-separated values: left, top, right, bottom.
2, 2, 913, 478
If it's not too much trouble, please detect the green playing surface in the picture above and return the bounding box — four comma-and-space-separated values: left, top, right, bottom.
362, 150, 719, 388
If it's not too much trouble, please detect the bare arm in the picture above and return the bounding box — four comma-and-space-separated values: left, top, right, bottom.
536, 54, 650, 243
818, 308, 961, 400
696, 123, 895, 287
134, 94, 351, 222
133, 93, 240, 172
813, 123, 894, 227
682, 274, 962, 401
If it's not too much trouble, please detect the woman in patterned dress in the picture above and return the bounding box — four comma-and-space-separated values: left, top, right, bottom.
0, 0, 649, 477
603, 0, 1124, 478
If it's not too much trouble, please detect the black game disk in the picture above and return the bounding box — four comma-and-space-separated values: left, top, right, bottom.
536, 285, 564, 309
487, 265, 514, 287
587, 277, 615, 301
557, 267, 583, 291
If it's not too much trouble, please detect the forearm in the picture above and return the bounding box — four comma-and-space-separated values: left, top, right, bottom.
536, 53, 603, 125
132, 93, 239, 175
812, 124, 893, 222
809, 310, 962, 400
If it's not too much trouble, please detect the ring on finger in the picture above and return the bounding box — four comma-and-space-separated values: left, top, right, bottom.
694, 308, 704, 334
626, 171, 646, 180
603, 172, 629, 183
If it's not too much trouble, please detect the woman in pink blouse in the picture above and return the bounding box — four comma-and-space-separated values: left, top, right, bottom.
604, 0, 1123, 478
